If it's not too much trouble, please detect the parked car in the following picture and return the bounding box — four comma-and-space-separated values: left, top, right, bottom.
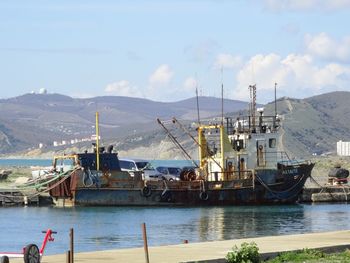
156, 166, 182, 181
119, 158, 178, 181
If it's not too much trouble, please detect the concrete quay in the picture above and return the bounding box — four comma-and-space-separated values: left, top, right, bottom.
8, 230, 350, 263
301, 186, 350, 202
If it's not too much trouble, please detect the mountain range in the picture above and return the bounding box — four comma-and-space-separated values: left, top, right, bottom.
0, 93, 247, 155
0, 91, 349, 159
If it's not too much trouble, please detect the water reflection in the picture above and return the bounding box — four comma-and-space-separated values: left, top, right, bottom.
0, 204, 349, 254
196, 205, 307, 242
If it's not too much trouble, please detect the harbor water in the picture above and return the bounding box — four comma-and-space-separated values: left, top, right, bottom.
0, 158, 52, 167
0, 204, 350, 255
0, 159, 349, 256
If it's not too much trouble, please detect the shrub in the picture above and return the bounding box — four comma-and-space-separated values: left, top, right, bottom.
226, 242, 261, 263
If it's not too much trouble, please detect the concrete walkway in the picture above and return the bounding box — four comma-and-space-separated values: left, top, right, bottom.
9, 230, 350, 263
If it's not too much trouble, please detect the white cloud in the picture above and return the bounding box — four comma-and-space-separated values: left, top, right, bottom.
145, 64, 179, 101
235, 53, 350, 101
213, 53, 242, 69
149, 64, 174, 86
183, 77, 198, 92
105, 80, 143, 97
262, 0, 350, 11
305, 33, 350, 62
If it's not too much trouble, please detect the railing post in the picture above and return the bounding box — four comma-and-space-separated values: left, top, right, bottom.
66, 250, 71, 263
142, 223, 150, 263
253, 170, 255, 190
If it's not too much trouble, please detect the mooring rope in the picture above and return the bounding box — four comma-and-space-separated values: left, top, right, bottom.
254, 172, 307, 200
26, 167, 81, 199
341, 185, 349, 202
17, 168, 76, 190
0, 167, 80, 203
309, 175, 339, 201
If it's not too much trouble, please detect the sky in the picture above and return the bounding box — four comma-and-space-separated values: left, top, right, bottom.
1, 0, 350, 103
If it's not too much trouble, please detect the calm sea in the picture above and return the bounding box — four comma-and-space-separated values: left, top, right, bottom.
0, 204, 350, 255
0, 158, 52, 167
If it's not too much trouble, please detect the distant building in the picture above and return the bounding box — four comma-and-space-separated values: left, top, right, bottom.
39, 88, 47, 94
71, 139, 79, 144
53, 141, 58, 147
337, 140, 350, 156
39, 143, 44, 149
91, 135, 101, 141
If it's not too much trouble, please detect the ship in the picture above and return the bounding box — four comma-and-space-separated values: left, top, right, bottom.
48, 86, 314, 206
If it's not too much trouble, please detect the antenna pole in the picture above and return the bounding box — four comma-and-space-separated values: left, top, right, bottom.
196, 85, 201, 125
95, 112, 100, 171
274, 82, 277, 117
221, 67, 224, 125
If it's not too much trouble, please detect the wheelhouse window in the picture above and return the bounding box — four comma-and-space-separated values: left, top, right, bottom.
120, 160, 135, 170
269, 138, 276, 148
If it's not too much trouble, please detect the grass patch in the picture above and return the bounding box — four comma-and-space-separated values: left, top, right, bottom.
265, 248, 350, 263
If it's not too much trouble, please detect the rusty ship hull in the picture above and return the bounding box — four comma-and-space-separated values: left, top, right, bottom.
49, 158, 314, 207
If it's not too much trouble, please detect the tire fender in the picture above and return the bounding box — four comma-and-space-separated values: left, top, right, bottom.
160, 190, 172, 202
199, 191, 209, 201
141, 186, 152, 197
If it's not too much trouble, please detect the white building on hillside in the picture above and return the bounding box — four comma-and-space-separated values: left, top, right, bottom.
337, 140, 350, 156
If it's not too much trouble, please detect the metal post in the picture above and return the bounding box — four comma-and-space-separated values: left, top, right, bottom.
196, 86, 200, 125
95, 112, 100, 171
253, 170, 255, 190
142, 223, 150, 263
274, 83, 277, 118
70, 228, 74, 263
221, 67, 224, 126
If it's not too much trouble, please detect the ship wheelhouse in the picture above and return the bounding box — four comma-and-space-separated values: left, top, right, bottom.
198, 108, 283, 182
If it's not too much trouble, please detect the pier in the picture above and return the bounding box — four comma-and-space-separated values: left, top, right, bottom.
6, 230, 350, 263
0, 188, 40, 206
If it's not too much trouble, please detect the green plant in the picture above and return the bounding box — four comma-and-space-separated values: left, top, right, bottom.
226, 242, 260, 263
266, 248, 325, 262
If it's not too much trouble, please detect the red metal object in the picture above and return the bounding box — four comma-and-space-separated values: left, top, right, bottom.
40, 229, 56, 255
0, 229, 56, 263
